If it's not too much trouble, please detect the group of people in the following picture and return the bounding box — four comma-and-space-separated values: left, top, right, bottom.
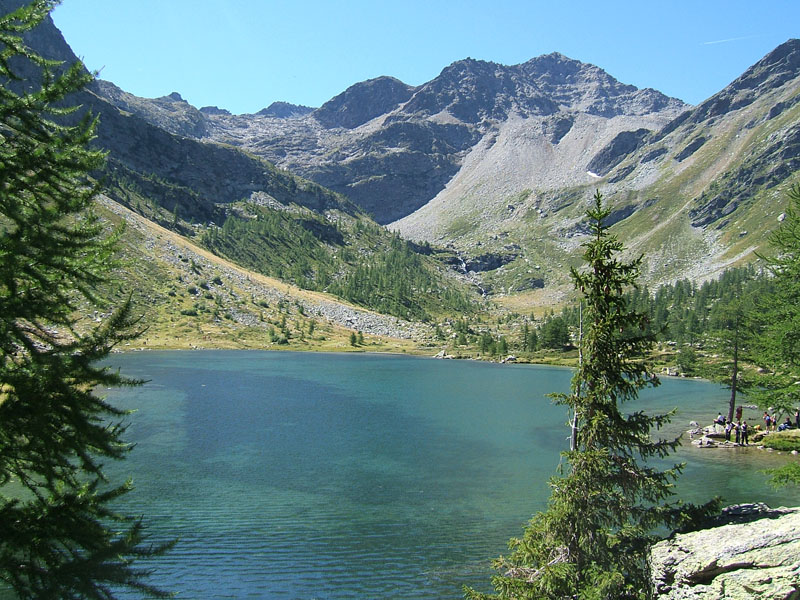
762, 409, 799, 432
710, 408, 800, 445
712, 413, 750, 444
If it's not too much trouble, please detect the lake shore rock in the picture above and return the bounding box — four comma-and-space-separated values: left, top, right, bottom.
650, 503, 800, 599
688, 422, 768, 447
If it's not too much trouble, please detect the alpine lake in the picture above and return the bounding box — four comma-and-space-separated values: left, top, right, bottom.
21, 351, 800, 598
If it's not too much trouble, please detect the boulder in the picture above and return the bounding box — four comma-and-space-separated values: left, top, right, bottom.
650, 504, 800, 599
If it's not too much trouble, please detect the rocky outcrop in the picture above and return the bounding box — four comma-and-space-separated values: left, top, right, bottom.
463, 251, 518, 272
689, 123, 800, 228
313, 76, 416, 129
199, 105, 231, 116
256, 101, 314, 118
92, 81, 211, 138
650, 504, 800, 599
681, 39, 800, 127
675, 136, 708, 162
586, 128, 650, 175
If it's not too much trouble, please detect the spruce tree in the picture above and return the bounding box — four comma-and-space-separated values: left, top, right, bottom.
0, 2, 170, 598
466, 191, 715, 600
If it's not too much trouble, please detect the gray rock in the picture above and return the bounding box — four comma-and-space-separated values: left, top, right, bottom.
650, 505, 800, 599
313, 76, 416, 129
256, 102, 314, 118
464, 251, 518, 272
586, 128, 650, 175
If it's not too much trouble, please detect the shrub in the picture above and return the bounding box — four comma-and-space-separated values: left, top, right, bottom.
761, 432, 800, 451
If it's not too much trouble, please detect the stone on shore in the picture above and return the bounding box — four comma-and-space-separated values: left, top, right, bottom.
650, 504, 800, 599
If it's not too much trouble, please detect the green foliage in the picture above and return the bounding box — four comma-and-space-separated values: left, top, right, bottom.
0, 3, 170, 597
468, 191, 716, 600
539, 315, 570, 349
765, 461, 800, 487
201, 207, 474, 321
761, 434, 800, 452
558, 265, 765, 346
748, 185, 800, 417
479, 331, 495, 355
327, 231, 473, 321
702, 290, 759, 422
201, 207, 334, 290
676, 346, 698, 375
497, 336, 508, 356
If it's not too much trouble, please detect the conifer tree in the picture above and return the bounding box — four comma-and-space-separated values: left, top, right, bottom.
753, 184, 800, 485
466, 191, 715, 600
752, 185, 800, 395
704, 292, 756, 423
0, 2, 170, 597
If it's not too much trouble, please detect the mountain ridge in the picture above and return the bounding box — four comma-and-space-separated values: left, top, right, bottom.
185, 52, 687, 224
11, 0, 800, 309
394, 38, 800, 294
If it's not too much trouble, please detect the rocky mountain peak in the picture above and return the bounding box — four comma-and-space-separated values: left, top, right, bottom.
520, 51, 589, 79
519, 52, 685, 116
257, 101, 314, 118
401, 57, 557, 123
313, 75, 416, 129
395, 51, 687, 126
199, 106, 231, 116
738, 38, 800, 91
436, 57, 500, 80
163, 91, 186, 102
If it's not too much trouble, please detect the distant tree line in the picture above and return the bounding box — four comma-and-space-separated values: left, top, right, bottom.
466, 191, 719, 600
465, 186, 800, 598
201, 207, 475, 321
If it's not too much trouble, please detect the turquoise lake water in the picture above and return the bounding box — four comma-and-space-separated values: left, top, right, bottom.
26, 351, 800, 598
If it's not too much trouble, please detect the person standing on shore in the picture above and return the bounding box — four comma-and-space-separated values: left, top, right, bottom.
724, 420, 733, 442
735, 421, 741, 444
741, 420, 749, 445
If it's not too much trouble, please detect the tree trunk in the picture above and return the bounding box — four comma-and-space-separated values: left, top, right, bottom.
728, 335, 739, 423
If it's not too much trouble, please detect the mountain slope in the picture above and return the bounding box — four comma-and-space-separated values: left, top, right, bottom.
92, 53, 686, 225
7, 3, 477, 328
95, 194, 430, 351
393, 39, 800, 297
17, 0, 800, 309
591, 38, 800, 283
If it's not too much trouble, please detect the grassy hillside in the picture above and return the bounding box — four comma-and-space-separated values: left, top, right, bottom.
93, 196, 431, 353
198, 202, 475, 321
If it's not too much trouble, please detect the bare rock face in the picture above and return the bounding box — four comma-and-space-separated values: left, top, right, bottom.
650, 504, 800, 599
313, 76, 416, 129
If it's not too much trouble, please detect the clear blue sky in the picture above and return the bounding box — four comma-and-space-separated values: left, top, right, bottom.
51, 0, 799, 115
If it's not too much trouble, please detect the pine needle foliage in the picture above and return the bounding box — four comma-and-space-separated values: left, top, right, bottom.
753, 184, 800, 486
0, 2, 171, 597
752, 185, 800, 396
466, 191, 717, 600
